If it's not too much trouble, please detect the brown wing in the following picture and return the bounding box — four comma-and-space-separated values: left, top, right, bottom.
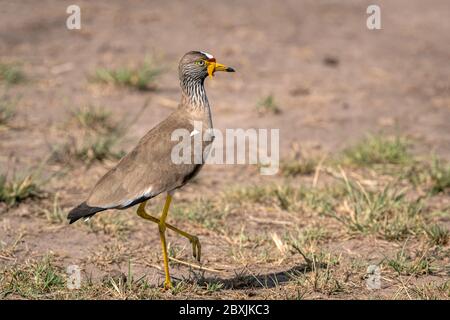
85, 109, 207, 209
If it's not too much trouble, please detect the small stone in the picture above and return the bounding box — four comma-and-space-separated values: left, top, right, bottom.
323, 56, 339, 67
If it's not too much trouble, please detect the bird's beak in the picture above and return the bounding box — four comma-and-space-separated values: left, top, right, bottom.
207, 61, 235, 78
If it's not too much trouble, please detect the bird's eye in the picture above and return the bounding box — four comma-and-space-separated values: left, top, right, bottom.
195, 60, 205, 66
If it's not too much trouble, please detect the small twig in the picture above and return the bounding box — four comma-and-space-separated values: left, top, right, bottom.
249, 216, 294, 226
393, 277, 413, 300
168, 257, 225, 273
0, 254, 15, 261
143, 261, 163, 271
312, 155, 326, 188
292, 244, 313, 266
271, 232, 288, 255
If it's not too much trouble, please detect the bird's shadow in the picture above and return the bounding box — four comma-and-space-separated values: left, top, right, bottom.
182, 261, 325, 290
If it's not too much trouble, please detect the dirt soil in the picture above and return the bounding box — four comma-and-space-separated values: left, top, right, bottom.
0, 0, 449, 299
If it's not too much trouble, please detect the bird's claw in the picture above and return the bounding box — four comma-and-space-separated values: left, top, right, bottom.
190, 236, 201, 262
163, 280, 172, 290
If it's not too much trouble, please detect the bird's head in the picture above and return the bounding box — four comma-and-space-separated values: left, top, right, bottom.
179, 51, 235, 82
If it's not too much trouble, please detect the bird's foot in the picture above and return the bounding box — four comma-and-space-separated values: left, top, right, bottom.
163, 280, 172, 290
190, 235, 201, 262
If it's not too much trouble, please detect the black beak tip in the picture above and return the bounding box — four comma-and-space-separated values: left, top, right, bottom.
226, 67, 235, 72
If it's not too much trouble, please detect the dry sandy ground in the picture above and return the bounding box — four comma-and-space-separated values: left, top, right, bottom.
0, 0, 449, 299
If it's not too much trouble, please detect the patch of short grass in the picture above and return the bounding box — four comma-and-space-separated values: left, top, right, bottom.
92, 59, 162, 90
427, 158, 450, 194
280, 157, 317, 177
289, 226, 330, 247
0, 233, 24, 261
289, 250, 347, 296
342, 135, 411, 166
87, 243, 132, 268
205, 281, 224, 293
0, 62, 25, 85
221, 175, 445, 253
79, 135, 124, 162
0, 94, 18, 127
224, 184, 337, 214
423, 224, 449, 246
69, 105, 126, 137
409, 280, 449, 300
403, 157, 450, 194
101, 275, 162, 299
325, 178, 424, 240
223, 177, 433, 242
224, 185, 301, 211
386, 248, 435, 276
0, 173, 43, 207
84, 212, 134, 237
0, 256, 163, 299
169, 280, 196, 295
256, 94, 281, 115
172, 199, 228, 231
42, 194, 66, 224
0, 256, 65, 299
54, 134, 125, 164
70, 105, 114, 132
51, 105, 126, 165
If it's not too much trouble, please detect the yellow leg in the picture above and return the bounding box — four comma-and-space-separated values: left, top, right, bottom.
158, 194, 172, 289
137, 200, 201, 261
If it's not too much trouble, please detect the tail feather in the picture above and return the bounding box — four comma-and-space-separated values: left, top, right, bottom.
67, 202, 106, 224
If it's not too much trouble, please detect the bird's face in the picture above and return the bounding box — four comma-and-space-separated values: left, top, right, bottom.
179, 51, 235, 81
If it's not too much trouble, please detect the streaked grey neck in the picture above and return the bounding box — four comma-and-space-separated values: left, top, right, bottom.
179, 77, 213, 128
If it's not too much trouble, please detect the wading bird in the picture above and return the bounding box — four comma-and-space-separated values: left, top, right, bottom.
67, 51, 235, 288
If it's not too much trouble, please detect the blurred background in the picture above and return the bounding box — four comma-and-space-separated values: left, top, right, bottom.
0, 0, 449, 299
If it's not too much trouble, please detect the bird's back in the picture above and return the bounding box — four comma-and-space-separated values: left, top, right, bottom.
85, 108, 210, 209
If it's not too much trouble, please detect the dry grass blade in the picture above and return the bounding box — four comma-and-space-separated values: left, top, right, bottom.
168, 257, 224, 273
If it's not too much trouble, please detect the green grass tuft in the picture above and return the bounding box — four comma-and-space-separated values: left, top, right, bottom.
293, 226, 330, 246
71, 106, 114, 131
0, 62, 25, 85
409, 280, 449, 300
428, 158, 450, 194
42, 194, 66, 224
52, 105, 126, 165
403, 157, 450, 194
342, 135, 411, 166
289, 250, 346, 296
0, 94, 18, 127
280, 157, 317, 177
85, 212, 134, 237
1, 256, 65, 299
93, 59, 162, 90
256, 95, 281, 115
172, 199, 227, 231
52, 134, 125, 165
224, 184, 337, 214
325, 177, 424, 240
205, 281, 224, 293
386, 249, 435, 276
0, 173, 43, 207
76, 135, 125, 163
423, 224, 449, 246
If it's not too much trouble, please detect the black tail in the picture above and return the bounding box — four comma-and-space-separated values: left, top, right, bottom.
67, 202, 106, 224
